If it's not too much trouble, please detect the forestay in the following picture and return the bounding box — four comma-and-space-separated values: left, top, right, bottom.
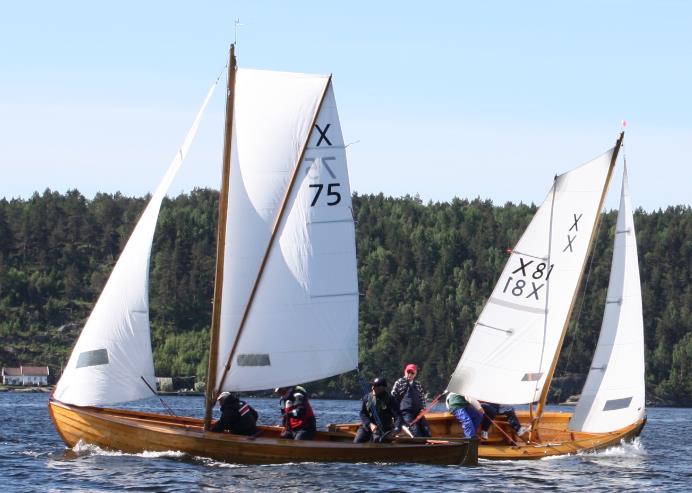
448, 148, 615, 405
53, 81, 218, 406
569, 166, 645, 432
216, 69, 358, 392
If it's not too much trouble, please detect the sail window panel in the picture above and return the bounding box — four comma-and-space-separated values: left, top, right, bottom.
603, 397, 632, 411
76, 349, 109, 368
521, 372, 543, 382
237, 354, 271, 367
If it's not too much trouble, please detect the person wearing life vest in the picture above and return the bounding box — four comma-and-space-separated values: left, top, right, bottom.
211, 392, 259, 436
354, 377, 402, 443
391, 363, 431, 437
275, 385, 316, 440
446, 392, 483, 438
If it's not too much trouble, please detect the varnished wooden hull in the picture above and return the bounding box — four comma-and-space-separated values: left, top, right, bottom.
49, 399, 477, 465
328, 410, 645, 460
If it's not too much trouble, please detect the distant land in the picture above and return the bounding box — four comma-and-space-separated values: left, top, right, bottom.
0, 190, 689, 406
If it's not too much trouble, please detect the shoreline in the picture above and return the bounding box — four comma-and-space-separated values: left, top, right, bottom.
1, 386, 686, 408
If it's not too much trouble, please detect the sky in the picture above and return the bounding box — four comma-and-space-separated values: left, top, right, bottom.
1, 1, 690, 211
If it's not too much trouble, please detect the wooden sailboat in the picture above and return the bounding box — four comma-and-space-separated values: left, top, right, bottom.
330, 133, 647, 459
48, 45, 477, 466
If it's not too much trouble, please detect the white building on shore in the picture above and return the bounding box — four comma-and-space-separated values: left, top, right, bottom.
2, 366, 50, 386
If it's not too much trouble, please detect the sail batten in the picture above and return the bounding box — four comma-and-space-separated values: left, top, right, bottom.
447, 146, 617, 405
569, 165, 646, 432
54, 79, 219, 407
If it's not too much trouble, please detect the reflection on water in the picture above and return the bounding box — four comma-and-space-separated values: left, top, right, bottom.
2, 392, 690, 492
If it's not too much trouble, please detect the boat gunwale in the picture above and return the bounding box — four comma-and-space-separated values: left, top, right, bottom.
49, 398, 477, 455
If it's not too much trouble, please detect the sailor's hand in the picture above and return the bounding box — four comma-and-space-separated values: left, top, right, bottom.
369, 423, 378, 433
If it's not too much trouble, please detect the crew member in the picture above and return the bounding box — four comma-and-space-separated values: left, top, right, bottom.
391, 363, 431, 437
446, 392, 483, 439
275, 385, 317, 440
480, 402, 530, 441
354, 377, 402, 443
211, 392, 259, 436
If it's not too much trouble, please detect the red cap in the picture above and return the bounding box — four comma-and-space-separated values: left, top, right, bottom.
405, 364, 417, 373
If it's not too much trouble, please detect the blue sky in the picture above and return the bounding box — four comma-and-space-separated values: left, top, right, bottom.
1, 1, 690, 210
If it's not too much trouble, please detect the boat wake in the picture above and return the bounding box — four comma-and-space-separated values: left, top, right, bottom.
71, 440, 187, 460
589, 437, 646, 458
532, 438, 646, 462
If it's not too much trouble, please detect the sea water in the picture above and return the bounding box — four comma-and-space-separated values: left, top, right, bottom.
1, 392, 689, 492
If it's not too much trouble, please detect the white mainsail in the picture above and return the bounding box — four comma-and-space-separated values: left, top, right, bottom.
447, 147, 616, 405
216, 69, 358, 392
54, 81, 218, 406
569, 166, 645, 432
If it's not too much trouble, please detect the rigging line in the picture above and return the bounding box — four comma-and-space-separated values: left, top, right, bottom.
534, 176, 558, 403
410, 390, 448, 426
140, 376, 177, 417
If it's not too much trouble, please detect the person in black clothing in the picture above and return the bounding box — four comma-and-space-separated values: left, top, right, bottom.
354, 377, 403, 443
390, 363, 431, 437
211, 392, 259, 436
479, 402, 530, 441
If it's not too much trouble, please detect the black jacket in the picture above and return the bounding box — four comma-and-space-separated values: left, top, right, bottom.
359, 392, 402, 432
212, 397, 258, 435
391, 377, 426, 413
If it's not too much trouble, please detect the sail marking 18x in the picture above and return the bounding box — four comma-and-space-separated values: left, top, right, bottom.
448, 148, 616, 405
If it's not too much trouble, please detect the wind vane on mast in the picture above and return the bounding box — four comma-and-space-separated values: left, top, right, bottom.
234, 18, 244, 45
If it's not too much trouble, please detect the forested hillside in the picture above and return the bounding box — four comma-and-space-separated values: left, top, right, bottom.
1, 190, 690, 405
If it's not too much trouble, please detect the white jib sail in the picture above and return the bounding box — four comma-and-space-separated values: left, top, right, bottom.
448, 147, 616, 405
54, 80, 218, 406
569, 165, 646, 432
216, 69, 358, 392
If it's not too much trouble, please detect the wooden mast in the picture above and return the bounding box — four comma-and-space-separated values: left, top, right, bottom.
214, 76, 334, 395
533, 131, 625, 431
204, 44, 237, 431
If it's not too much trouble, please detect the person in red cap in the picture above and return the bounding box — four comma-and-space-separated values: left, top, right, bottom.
390, 363, 431, 437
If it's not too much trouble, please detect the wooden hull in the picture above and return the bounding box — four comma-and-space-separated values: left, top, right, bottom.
48, 399, 477, 465
328, 410, 646, 460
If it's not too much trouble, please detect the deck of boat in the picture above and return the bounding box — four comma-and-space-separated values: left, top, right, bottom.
49, 399, 477, 465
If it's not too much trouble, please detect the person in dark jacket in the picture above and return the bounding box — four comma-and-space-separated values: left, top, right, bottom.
391, 363, 431, 437
479, 402, 530, 441
275, 385, 317, 440
354, 377, 403, 443
211, 392, 259, 435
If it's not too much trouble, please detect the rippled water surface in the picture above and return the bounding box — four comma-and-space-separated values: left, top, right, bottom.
1, 393, 689, 492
